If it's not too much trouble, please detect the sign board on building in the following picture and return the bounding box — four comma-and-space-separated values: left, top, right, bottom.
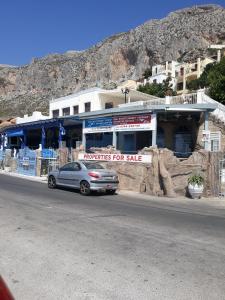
78, 153, 152, 163
84, 117, 113, 133
113, 114, 153, 131
41, 149, 57, 159
202, 130, 210, 142
83, 114, 156, 133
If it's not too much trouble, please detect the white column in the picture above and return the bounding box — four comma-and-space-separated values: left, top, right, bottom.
82, 120, 86, 151
217, 50, 221, 62
165, 96, 171, 104
165, 61, 169, 76
183, 65, 186, 92
112, 130, 117, 148
197, 58, 201, 78
152, 113, 157, 147
204, 111, 210, 151
197, 89, 203, 103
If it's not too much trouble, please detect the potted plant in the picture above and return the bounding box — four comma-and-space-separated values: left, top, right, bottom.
188, 174, 204, 199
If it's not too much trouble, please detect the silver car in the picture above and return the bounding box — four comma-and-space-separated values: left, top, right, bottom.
48, 160, 119, 195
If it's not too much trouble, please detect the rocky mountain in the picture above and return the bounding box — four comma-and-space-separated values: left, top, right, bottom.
0, 4, 225, 117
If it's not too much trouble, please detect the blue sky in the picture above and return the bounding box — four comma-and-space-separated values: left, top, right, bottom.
1, 0, 224, 66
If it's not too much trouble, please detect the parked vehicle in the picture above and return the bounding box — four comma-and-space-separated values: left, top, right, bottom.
48, 161, 119, 195
0, 276, 15, 300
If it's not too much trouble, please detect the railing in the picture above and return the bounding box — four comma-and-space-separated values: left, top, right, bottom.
118, 98, 166, 108
202, 93, 225, 124
169, 93, 198, 105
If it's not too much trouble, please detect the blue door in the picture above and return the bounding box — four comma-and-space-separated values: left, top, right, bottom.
123, 134, 135, 153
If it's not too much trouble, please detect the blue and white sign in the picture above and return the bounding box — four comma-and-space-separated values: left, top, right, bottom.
42, 149, 57, 159
83, 114, 156, 133
84, 117, 113, 133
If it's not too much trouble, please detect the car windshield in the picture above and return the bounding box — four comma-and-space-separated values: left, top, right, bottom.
82, 162, 104, 170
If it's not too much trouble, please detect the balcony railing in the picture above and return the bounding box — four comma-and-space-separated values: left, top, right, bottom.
118, 98, 166, 108
118, 91, 211, 108
169, 93, 198, 105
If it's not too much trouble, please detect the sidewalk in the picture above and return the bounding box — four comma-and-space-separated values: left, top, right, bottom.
0, 170, 47, 183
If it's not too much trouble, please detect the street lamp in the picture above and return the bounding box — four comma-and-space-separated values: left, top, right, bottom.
121, 88, 130, 104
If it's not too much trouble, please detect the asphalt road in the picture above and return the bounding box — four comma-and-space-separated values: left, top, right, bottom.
0, 174, 225, 300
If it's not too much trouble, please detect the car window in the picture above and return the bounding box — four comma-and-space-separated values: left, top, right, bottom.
72, 162, 81, 171
82, 162, 104, 170
60, 163, 74, 171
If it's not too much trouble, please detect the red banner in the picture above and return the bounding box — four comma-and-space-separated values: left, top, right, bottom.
113, 115, 151, 125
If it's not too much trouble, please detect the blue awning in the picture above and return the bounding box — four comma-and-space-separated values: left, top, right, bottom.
7, 129, 24, 137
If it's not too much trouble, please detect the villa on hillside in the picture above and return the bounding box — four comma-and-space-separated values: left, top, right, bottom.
143, 45, 225, 94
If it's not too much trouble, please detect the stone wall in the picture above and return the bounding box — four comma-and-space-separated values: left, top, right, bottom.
88, 147, 222, 197
1, 146, 222, 198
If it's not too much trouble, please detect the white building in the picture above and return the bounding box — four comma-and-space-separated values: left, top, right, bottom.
146, 57, 216, 94
16, 111, 50, 124
148, 61, 179, 90
49, 86, 158, 118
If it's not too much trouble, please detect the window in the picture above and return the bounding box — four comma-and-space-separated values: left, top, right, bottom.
180, 68, 184, 76
83, 162, 104, 170
85, 102, 91, 112
52, 109, 59, 118
60, 163, 73, 171
73, 105, 79, 115
60, 162, 81, 171
62, 107, 70, 116
177, 82, 183, 91
210, 132, 221, 152
105, 102, 113, 109
72, 162, 81, 171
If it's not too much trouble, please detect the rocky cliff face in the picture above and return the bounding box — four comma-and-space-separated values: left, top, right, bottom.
0, 4, 225, 117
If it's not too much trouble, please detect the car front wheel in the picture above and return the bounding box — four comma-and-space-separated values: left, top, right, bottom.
80, 181, 91, 196
48, 176, 57, 189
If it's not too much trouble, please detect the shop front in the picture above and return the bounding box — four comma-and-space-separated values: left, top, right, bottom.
83, 113, 157, 154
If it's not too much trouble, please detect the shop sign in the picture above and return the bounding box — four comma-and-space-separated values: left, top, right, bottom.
202, 130, 210, 142
84, 114, 156, 133
113, 114, 154, 131
84, 117, 113, 133
78, 153, 152, 163
42, 149, 57, 159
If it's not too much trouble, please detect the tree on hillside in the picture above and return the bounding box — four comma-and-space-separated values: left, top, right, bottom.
187, 63, 215, 91
138, 77, 176, 98
187, 58, 225, 103
208, 57, 225, 103
142, 68, 152, 79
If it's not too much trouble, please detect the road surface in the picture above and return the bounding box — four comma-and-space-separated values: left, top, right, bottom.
0, 174, 225, 300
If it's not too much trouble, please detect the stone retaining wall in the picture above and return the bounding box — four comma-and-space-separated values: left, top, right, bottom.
1, 147, 222, 198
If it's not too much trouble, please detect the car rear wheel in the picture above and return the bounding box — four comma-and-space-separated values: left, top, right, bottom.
106, 189, 116, 195
48, 176, 57, 189
80, 181, 91, 196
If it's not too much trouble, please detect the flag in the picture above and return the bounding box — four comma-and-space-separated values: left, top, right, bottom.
41, 126, 46, 149
3, 134, 7, 148
59, 123, 66, 136
19, 137, 25, 148
42, 126, 46, 138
